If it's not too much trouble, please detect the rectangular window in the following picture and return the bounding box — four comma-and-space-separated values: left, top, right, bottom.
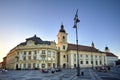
33, 56, 36, 60
63, 46, 65, 49
74, 58, 76, 62
23, 57, 26, 60
24, 51, 26, 55
81, 61, 83, 64
28, 64, 31, 69
91, 55, 93, 57
48, 51, 51, 57
24, 64, 26, 68
74, 54, 76, 61
86, 55, 88, 57
33, 63, 36, 68
17, 57, 19, 61
74, 54, 76, 57
17, 52, 19, 55
100, 61, 102, 65
80, 54, 82, 57
34, 51, 37, 55
95, 55, 97, 58
96, 61, 98, 65
28, 56, 31, 60
86, 61, 88, 64
42, 50, 45, 54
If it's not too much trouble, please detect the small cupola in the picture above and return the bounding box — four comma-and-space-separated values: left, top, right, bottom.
105, 46, 110, 52
59, 24, 66, 33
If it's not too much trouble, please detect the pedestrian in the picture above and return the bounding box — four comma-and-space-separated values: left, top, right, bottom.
51, 68, 55, 74
108, 66, 110, 72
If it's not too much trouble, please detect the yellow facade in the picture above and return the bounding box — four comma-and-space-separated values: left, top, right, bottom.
6, 35, 57, 70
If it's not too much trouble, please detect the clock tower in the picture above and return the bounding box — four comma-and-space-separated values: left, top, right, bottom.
57, 24, 68, 68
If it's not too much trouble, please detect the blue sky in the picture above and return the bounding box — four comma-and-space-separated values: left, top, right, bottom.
0, 0, 120, 62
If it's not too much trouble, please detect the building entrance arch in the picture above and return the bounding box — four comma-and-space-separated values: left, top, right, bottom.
16, 64, 18, 70
63, 63, 66, 68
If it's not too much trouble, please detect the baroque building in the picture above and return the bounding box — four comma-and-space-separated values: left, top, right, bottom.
5, 24, 117, 69
6, 35, 57, 69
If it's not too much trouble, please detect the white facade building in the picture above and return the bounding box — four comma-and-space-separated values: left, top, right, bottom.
5, 24, 118, 69
105, 47, 118, 66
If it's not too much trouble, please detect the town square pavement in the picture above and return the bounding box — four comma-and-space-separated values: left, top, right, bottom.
0, 67, 120, 80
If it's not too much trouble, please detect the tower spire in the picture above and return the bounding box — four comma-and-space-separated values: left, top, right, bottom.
91, 41, 94, 48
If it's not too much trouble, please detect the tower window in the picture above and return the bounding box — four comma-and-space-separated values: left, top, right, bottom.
63, 46, 65, 49
63, 36, 65, 39
63, 36, 65, 42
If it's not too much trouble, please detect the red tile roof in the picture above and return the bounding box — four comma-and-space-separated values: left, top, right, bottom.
67, 43, 102, 52
105, 52, 118, 57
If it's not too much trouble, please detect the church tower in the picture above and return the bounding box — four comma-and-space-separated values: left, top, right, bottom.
57, 24, 68, 51
57, 24, 68, 68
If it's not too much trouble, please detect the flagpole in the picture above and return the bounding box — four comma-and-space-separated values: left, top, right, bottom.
73, 9, 80, 76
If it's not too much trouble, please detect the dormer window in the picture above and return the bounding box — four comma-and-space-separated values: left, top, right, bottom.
27, 40, 34, 46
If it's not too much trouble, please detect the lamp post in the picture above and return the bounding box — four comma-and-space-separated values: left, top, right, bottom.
73, 9, 80, 76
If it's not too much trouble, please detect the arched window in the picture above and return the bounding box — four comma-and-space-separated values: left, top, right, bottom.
29, 51, 31, 55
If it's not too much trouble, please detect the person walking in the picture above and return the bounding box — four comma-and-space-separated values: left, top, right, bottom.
51, 67, 55, 74
108, 66, 111, 72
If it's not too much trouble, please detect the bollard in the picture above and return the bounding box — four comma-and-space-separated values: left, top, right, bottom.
81, 71, 84, 76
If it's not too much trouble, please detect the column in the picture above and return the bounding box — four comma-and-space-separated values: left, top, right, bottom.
31, 63, 33, 69
93, 55, 95, 67
70, 54, 74, 68
21, 63, 23, 69
97, 56, 100, 66
45, 50, 47, 60
83, 55, 86, 66
39, 50, 42, 60
37, 50, 40, 60
19, 51, 23, 60
31, 51, 34, 60
26, 51, 28, 60
88, 55, 91, 66
26, 63, 28, 69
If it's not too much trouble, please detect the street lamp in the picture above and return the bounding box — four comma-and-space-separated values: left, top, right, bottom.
73, 9, 80, 76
